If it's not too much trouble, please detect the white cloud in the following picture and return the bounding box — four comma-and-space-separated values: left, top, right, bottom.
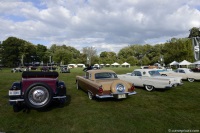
0, 0, 200, 54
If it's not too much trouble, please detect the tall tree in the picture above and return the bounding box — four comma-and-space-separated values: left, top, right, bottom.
36, 44, 47, 62
82, 46, 97, 65
188, 27, 200, 38
1, 37, 36, 67
99, 51, 117, 64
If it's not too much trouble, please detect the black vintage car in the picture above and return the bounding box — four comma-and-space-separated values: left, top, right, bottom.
9, 71, 67, 112
60, 65, 70, 73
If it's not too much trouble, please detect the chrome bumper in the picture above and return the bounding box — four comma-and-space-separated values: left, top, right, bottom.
96, 91, 137, 99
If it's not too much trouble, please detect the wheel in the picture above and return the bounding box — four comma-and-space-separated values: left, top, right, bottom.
88, 91, 93, 100
161, 74, 167, 76
111, 80, 127, 93
188, 78, 195, 82
24, 83, 53, 109
76, 81, 80, 90
145, 85, 154, 91
173, 83, 177, 87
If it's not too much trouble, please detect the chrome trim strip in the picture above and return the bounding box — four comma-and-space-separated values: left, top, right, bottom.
128, 91, 137, 95
96, 94, 114, 98
96, 91, 137, 98
53, 96, 66, 99
9, 99, 24, 102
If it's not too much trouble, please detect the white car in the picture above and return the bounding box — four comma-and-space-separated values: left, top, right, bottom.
117, 69, 183, 91
159, 68, 200, 82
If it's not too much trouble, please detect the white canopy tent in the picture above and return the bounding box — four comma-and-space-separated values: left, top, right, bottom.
179, 60, 192, 68
99, 64, 104, 67
94, 64, 100, 67
192, 60, 200, 65
68, 64, 77, 68
170, 61, 179, 66
77, 64, 86, 68
111, 62, 120, 67
121, 62, 130, 68
105, 64, 110, 67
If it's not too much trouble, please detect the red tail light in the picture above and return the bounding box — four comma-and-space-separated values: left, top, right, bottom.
130, 85, 135, 91
99, 86, 103, 93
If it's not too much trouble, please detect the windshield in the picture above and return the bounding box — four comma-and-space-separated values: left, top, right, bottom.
148, 70, 161, 76
95, 72, 118, 79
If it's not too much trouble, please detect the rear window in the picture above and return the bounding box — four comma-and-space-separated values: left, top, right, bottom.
95, 72, 118, 79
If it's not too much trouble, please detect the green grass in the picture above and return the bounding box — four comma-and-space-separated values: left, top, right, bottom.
0, 67, 200, 133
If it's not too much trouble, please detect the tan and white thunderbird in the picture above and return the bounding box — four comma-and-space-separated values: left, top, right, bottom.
76, 69, 136, 100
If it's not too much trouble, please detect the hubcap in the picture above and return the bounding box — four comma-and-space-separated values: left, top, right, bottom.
28, 86, 49, 106
116, 84, 125, 92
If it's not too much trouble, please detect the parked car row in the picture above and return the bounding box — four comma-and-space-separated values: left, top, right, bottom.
8, 67, 200, 112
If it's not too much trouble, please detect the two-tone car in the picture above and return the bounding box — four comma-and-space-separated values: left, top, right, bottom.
160, 68, 200, 82
76, 69, 136, 100
118, 69, 183, 91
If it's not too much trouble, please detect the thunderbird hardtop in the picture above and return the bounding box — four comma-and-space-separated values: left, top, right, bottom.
117, 69, 183, 91
159, 68, 200, 82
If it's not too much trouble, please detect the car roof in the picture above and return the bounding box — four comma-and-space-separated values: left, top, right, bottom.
134, 69, 156, 72
87, 69, 115, 73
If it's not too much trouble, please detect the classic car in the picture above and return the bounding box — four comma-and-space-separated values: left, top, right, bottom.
9, 71, 67, 112
117, 69, 183, 91
60, 65, 70, 73
40, 66, 50, 72
191, 67, 200, 72
76, 69, 136, 100
159, 68, 200, 82
11, 67, 23, 73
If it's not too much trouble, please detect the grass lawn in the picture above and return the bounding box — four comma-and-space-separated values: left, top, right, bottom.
0, 67, 199, 133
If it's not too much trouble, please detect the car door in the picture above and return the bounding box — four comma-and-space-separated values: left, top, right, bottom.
131, 71, 143, 87
175, 69, 188, 79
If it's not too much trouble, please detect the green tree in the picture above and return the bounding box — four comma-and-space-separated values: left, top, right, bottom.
188, 27, 200, 38
99, 51, 117, 64
36, 44, 47, 62
1, 37, 36, 67
82, 47, 97, 65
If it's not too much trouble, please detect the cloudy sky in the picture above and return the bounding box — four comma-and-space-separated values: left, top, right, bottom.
0, 0, 200, 54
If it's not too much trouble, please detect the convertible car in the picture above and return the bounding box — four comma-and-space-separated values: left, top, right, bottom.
118, 69, 183, 91
159, 68, 200, 82
76, 70, 136, 100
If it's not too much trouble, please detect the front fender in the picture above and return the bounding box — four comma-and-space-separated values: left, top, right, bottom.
56, 81, 67, 96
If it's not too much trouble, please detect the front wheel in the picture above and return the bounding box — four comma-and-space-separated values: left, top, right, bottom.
188, 78, 195, 82
145, 85, 154, 91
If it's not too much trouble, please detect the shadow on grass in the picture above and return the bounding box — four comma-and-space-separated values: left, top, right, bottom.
10, 95, 71, 113
135, 86, 171, 92
37, 94, 71, 112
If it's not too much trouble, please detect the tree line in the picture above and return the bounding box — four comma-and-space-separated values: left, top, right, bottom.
0, 27, 199, 67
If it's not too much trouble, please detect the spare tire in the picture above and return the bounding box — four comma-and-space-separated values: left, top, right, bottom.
24, 83, 53, 109
110, 80, 127, 93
